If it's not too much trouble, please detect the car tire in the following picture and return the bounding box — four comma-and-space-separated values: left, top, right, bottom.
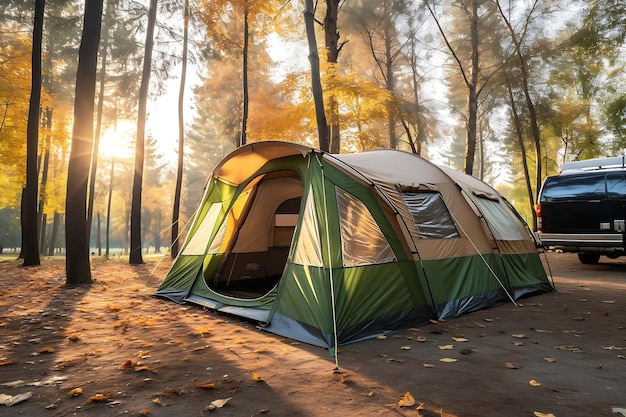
577, 253, 600, 264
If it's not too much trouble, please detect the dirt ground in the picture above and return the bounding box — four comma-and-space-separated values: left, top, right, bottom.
0, 252, 624, 417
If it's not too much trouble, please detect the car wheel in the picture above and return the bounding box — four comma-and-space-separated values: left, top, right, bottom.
577, 253, 600, 264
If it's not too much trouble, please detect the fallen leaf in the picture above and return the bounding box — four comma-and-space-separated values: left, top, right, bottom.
529, 380, 541, 387
2, 380, 25, 388
416, 336, 427, 342
253, 373, 264, 382
513, 342, 525, 346
152, 398, 162, 405
544, 357, 556, 363
67, 387, 83, 397
612, 407, 626, 416
198, 381, 215, 389
138, 409, 150, 415
87, 394, 111, 402
208, 397, 231, 409
254, 348, 267, 353
439, 358, 458, 363
120, 359, 135, 369
192, 345, 208, 351
512, 334, 528, 339
553, 345, 583, 352
400, 346, 411, 350
422, 363, 434, 368
453, 337, 468, 342
438, 344, 454, 350
505, 362, 520, 369
398, 391, 415, 407
533, 412, 556, 417
0, 361, 13, 366
376, 335, 387, 340
2, 392, 32, 406
39, 346, 55, 354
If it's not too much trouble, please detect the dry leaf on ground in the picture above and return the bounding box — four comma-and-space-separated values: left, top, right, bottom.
439, 358, 458, 363
505, 362, 520, 369
398, 391, 415, 407
533, 412, 556, 417
207, 397, 231, 410
529, 380, 541, 387
87, 394, 111, 402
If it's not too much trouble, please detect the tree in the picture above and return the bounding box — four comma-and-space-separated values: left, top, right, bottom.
171, 0, 189, 258
130, 0, 158, 265
304, 0, 330, 151
424, 0, 481, 175
22, 0, 45, 267
494, 0, 548, 199
66, 0, 104, 285
240, 0, 249, 147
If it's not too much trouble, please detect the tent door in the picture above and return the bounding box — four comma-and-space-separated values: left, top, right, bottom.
208, 174, 302, 299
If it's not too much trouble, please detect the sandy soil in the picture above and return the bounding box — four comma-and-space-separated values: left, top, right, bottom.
0, 252, 624, 417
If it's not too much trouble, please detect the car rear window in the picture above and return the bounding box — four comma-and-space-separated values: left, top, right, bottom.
540, 173, 606, 202
607, 172, 626, 200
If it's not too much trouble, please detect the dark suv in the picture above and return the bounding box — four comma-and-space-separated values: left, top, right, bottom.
536, 156, 626, 264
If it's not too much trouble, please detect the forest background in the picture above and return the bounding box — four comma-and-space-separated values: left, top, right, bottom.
0, 0, 624, 274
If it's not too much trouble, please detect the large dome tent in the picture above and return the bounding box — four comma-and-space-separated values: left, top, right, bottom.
155, 141, 552, 351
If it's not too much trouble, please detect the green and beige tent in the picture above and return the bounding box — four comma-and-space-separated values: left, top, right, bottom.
155, 141, 552, 349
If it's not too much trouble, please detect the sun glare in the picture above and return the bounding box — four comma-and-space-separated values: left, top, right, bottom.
99, 121, 136, 160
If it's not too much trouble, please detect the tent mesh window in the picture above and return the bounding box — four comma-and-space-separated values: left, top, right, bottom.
336, 186, 396, 267
401, 192, 459, 239
292, 187, 323, 266
472, 196, 526, 241
181, 202, 223, 255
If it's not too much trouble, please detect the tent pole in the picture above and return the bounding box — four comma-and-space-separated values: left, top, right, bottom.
317, 155, 341, 369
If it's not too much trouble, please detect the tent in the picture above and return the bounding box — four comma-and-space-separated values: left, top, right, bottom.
155, 141, 552, 349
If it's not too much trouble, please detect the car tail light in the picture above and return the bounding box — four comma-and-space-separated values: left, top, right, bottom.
535, 204, 542, 231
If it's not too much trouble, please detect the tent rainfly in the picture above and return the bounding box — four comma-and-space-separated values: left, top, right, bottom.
155, 141, 552, 349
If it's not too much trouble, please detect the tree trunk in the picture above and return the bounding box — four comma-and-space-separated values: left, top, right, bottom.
66, 0, 104, 285
22, 0, 45, 267
47, 212, 61, 256
38, 107, 52, 255
87, 0, 112, 244
130, 0, 158, 265
304, 0, 329, 151
506, 76, 536, 229
96, 212, 101, 256
384, 28, 397, 149
171, 0, 189, 258
240, 0, 249, 147
495, 0, 542, 199
105, 158, 115, 257
325, 0, 340, 153
464, 0, 479, 176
